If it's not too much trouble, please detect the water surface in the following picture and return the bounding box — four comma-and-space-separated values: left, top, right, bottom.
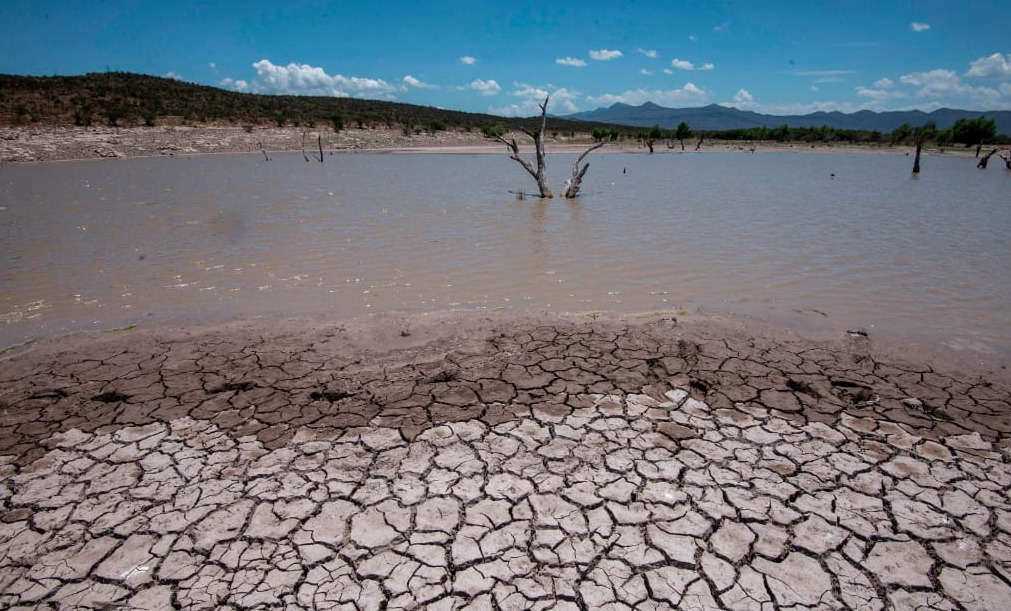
2, 150, 1009, 354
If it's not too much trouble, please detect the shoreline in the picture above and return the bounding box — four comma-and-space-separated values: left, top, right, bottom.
1, 124, 978, 164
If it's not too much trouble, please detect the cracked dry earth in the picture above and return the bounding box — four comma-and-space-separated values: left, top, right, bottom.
0, 313, 1009, 610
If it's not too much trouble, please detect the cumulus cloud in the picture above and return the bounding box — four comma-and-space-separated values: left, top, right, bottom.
670, 58, 713, 71
556, 57, 587, 67
733, 89, 754, 104
855, 85, 907, 104
403, 75, 438, 90
467, 79, 501, 96
910, 22, 930, 32
586, 82, 708, 107
219, 77, 249, 92
459, 56, 477, 65
897, 67, 1011, 108
225, 59, 398, 98
637, 48, 658, 58
640, 69, 653, 76
165, 71, 185, 81
726, 89, 758, 110
874, 77, 895, 88
967, 52, 1011, 78
489, 84, 580, 116
589, 49, 623, 61
663, 68, 674, 75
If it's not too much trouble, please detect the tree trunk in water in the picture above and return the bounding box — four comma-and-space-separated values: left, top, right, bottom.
494, 96, 553, 198
645, 139, 655, 154
912, 143, 922, 174
561, 142, 605, 198
695, 135, 704, 151
977, 148, 998, 169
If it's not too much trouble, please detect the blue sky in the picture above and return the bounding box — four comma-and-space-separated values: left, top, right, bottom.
2, 0, 1010, 117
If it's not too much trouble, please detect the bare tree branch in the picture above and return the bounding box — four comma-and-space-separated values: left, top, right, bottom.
494, 95, 553, 198
561, 142, 605, 198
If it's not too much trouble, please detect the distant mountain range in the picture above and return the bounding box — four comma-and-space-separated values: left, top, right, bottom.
562, 102, 1011, 135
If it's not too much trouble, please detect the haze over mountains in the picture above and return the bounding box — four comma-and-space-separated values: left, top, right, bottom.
563, 102, 1011, 135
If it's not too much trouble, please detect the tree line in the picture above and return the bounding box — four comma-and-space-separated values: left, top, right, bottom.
612, 117, 1007, 149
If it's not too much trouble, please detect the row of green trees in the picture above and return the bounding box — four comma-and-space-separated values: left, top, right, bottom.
622, 117, 1006, 149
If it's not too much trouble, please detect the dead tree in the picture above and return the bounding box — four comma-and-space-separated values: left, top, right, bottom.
561, 142, 605, 198
695, 134, 704, 151
977, 148, 998, 169
911, 122, 935, 174
493, 96, 553, 198
258, 141, 271, 162
999, 151, 1011, 169
316, 135, 324, 163
912, 142, 923, 174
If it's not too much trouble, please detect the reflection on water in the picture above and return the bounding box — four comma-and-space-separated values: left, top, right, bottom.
1, 150, 1009, 354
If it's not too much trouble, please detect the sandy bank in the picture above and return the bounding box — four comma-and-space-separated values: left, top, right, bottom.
0, 124, 973, 163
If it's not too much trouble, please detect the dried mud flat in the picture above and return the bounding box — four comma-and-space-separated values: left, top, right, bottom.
0, 311, 1009, 610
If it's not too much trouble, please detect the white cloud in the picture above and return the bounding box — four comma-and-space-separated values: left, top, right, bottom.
663, 68, 674, 75
589, 49, 623, 61
688, 35, 697, 42
467, 79, 501, 96
967, 52, 1011, 78
670, 58, 713, 71
733, 89, 754, 104
713, 22, 728, 32
637, 48, 658, 58
910, 22, 931, 32
238, 59, 397, 98
811, 85, 819, 92
728, 89, 757, 110
873, 77, 895, 89
640, 69, 653, 76
586, 82, 709, 107
899, 69, 961, 94
897, 68, 1011, 108
556, 57, 587, 67
208, 62, 217, 70
165, 71, 184, 81
219, 77, 249, 92
403, 75, 438, 90
855, 85, 907, 104
489, 84, 580, 116
459, 56, 477, 65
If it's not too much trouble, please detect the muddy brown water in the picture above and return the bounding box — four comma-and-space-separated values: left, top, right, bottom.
1, 150, 1009, 355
